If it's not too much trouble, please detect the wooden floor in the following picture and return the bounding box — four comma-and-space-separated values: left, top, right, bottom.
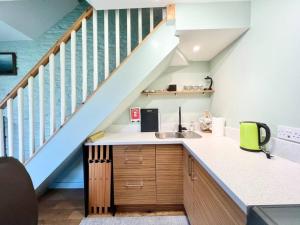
38, 189, 186, 225
38, 189, 84, 225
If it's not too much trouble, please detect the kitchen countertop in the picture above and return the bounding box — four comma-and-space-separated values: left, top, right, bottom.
86, 132, 300, 214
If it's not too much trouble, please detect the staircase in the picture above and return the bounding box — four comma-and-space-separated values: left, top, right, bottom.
0, 5, 178, 191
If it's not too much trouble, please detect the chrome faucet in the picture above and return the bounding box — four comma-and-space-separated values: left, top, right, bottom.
178, 107, 187, 133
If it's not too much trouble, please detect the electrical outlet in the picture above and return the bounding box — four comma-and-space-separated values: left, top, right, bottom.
277, 125, 300, 144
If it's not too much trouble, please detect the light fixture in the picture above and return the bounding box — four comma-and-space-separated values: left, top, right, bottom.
193, 45, 200, 52
151, 40, 159, 48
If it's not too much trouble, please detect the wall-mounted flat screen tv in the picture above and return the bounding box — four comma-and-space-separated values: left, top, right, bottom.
0, 52, 17, 75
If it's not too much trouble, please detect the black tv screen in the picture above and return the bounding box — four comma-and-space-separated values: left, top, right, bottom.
0, 53, 17, 75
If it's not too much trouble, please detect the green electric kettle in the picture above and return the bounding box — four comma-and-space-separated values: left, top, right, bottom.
240, 121, 271, 158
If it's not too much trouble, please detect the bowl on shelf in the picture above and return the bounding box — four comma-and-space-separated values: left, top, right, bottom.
184, 85, 203, 91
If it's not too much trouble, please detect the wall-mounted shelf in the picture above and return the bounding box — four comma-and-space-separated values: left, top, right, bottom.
141, 90, 214, 96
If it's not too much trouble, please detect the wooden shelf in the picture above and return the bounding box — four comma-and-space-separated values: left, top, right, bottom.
141, 90, 214, 96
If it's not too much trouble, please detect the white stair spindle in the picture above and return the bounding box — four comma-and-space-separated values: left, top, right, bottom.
17, 88, 24, 162
150, 8, 154, 32
127, 9, 131, 56
59, 43, 66, 126
0, 109, 5, 157
28, 77, 35, 157
138, 8, 142, 43
163, 8, 167, 20
7, 98, 13, 157
93, 8, 98, 90
39, 65, 45, 146
115, 9, 120, 67
82, 18, 88, 101
104, 10, 109, 79
49, 53, 55, 135
71, 30, 77, 113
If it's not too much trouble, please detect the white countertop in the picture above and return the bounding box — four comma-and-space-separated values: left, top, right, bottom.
86, 132, 300, 213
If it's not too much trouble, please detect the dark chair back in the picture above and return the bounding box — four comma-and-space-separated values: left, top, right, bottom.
0, 157, 38, 225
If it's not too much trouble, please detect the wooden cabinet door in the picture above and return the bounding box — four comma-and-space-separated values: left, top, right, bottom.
156, 145, 183, 204
113, 145, 156, 205
183, 150, 194, 224
192, 160, 246, 225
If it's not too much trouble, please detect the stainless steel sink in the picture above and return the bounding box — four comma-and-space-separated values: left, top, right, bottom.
181, 131, 202, 139
155, 132, 184, 139
155, 131, 201, 139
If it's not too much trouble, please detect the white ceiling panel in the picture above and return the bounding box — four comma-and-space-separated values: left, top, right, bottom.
177, 28, 248, 61
0, 0, 79, 40
88, 0, 250, 10
0, 20, 31, 41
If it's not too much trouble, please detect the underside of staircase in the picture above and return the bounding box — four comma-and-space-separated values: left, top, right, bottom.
0, 5, 179, 192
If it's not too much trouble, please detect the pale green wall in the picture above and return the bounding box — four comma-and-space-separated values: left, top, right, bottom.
210, 0, 300, 133
176, 1, 250, 31
111, 61, 211, 129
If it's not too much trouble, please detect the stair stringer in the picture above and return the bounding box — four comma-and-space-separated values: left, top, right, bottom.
25, 22, 179, 191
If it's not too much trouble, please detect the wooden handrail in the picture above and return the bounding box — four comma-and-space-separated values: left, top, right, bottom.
0, 6, 93, 109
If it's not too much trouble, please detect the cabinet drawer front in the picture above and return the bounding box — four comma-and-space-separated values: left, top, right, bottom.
113, 145, 155, 169
114, 180, 156, 205
114, 167, 155, 180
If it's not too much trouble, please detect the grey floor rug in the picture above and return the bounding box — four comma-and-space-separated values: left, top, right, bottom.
80, 216, 189, 225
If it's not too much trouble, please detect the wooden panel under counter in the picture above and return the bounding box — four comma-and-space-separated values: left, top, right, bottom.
192, 160, 246, 225
183, 147, 246, 225
183, 149, 194, 224
156, 144, 183, 204
113, 145, 156, 205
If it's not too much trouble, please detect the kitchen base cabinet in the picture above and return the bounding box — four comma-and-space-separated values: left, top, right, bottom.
113, 144, 183, 207
112, 144, 246, 224
184, 149, 246, 225
113, 145, 156, 205
156, 145, 183, 204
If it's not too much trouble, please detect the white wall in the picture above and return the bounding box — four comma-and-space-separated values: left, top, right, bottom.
109, 61, 211, 132
210, 0, 300, 133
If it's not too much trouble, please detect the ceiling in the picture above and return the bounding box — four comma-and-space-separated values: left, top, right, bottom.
0, 20, 31, 41
88, 0, 250, 10
176, 28, 248, 61
0, 0, 79, 41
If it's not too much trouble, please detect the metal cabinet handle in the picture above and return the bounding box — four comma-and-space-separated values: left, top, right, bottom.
125, 156, 143, 164
188, 155, 192, 177
124, 146, 142, 153
191, 159, 197, 181
125, 181, 144, 188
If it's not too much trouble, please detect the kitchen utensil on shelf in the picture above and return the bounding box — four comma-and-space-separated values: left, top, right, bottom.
204, 76, 213, 90
167, 84, 177, 91
240, 121, 272, 159
183, 85, 203, 91
183, 85, 192, 90
199, 111, 212, 132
